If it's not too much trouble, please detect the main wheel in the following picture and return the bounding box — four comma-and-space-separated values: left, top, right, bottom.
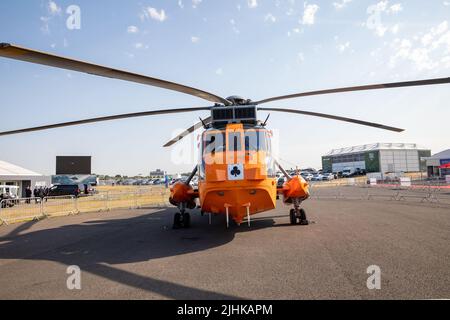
299, 208, 309, 225
289, 209, 297, 225
182, 212, 191, 228
173, 212, 182, 229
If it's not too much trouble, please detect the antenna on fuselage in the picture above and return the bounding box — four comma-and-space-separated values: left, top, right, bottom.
262, 114, 270, 126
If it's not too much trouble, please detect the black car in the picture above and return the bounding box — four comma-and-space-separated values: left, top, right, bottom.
48, 185, 80, 197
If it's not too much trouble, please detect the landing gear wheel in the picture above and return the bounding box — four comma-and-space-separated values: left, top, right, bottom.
289, 209, 297, 225
182, 212, 191, 228
299, 208, 309, 225
173, 212, 182, 229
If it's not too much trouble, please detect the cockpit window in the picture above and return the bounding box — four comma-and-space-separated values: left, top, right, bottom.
203, 132, 225, 154
228, 132, 242, 152
244, 130, 268, 152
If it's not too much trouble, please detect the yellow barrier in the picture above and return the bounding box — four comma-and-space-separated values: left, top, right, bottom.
0, 188, 172, 226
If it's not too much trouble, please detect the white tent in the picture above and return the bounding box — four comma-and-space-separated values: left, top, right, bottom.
0, 160, 50, 197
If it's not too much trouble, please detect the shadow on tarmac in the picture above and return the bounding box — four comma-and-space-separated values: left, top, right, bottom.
0, 207, 282, 299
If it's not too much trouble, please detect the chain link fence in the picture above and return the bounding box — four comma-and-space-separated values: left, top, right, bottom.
0, 189, 171, 226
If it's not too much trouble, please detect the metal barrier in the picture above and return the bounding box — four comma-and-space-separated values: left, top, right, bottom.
0, 189, 171, 226
0, 198, 44, 225
3, 182, 446, 226
309, 181, 450, 206
42, 196, 77, 217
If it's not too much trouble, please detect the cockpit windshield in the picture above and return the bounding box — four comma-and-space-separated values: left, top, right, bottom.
244, 129, 268, 152
203, 131, 226, 154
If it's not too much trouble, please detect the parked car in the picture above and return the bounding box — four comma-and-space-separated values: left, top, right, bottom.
312, 174, 324, 181
301, 172, 314, 181
0, 185, 19, 207
342, 168, 356, 177
322, 173, 335, 181
47, 184, 80, 197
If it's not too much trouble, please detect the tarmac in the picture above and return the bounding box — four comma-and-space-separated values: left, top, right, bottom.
0, 198, 449, 299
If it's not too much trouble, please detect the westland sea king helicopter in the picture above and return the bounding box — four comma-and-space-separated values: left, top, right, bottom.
0, 43, 449, 228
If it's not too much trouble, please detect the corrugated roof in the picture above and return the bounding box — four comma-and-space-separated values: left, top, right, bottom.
325, 143, 429, 156
0, 160, 42, 176
429, 149, 450, 160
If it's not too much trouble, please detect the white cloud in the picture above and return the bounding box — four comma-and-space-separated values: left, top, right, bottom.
301, 3, 319, 25
48, 1, 61, 15
388, 3, 403, 13
297, 52, 305, 63
178, 0, 184, 9
40, 16, 51, 34
333, 0, 352, 10
391, 24, 400, 34
141, 7, 167, 22
366, 1, 403, 37
248, 0, 258, 9
191, 36, 200, 43
41, 1, 62, 34
215, 68, 223, 75
127, 26, 139, 34
444, 1, 450, 6
192, 0, 202, 8
287, 27, 302, 37
337, 41, 350, 53
389, 21, 450, 71
230, 19, 240, 34
375, 25, 388, 37
264, 13, 277, 23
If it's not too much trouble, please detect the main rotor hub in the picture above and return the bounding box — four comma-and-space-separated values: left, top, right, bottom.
226, 95, 251, 105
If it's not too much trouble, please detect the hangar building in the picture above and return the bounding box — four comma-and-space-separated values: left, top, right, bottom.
423, 149, 450, 177
322, 143, 431, 174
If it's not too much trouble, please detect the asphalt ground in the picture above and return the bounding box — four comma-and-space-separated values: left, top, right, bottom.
0, 198, 449, 299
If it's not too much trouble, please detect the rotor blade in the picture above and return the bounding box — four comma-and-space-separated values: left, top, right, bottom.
163, 116, 212, 147
257, 107, 404, 132
0, 43, 230, 105
0, 107, 212, 137
255, 77, 450, 105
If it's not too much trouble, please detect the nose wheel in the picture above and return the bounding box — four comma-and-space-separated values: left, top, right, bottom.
289, 208, 309, 225
173, 211, 191, 229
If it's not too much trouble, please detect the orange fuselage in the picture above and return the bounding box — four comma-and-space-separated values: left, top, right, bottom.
197, 123, 277, 224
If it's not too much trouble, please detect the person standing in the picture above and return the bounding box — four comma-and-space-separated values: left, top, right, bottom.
25, 186, 32, 204
33, 187, 38, 203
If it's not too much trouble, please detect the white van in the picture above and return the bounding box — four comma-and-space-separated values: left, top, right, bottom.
0, 185, 20, 207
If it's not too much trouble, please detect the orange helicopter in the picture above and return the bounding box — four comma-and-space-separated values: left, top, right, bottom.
0, 43, 449, 229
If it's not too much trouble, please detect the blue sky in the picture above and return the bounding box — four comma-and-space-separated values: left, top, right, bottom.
0, 0, 449, 175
